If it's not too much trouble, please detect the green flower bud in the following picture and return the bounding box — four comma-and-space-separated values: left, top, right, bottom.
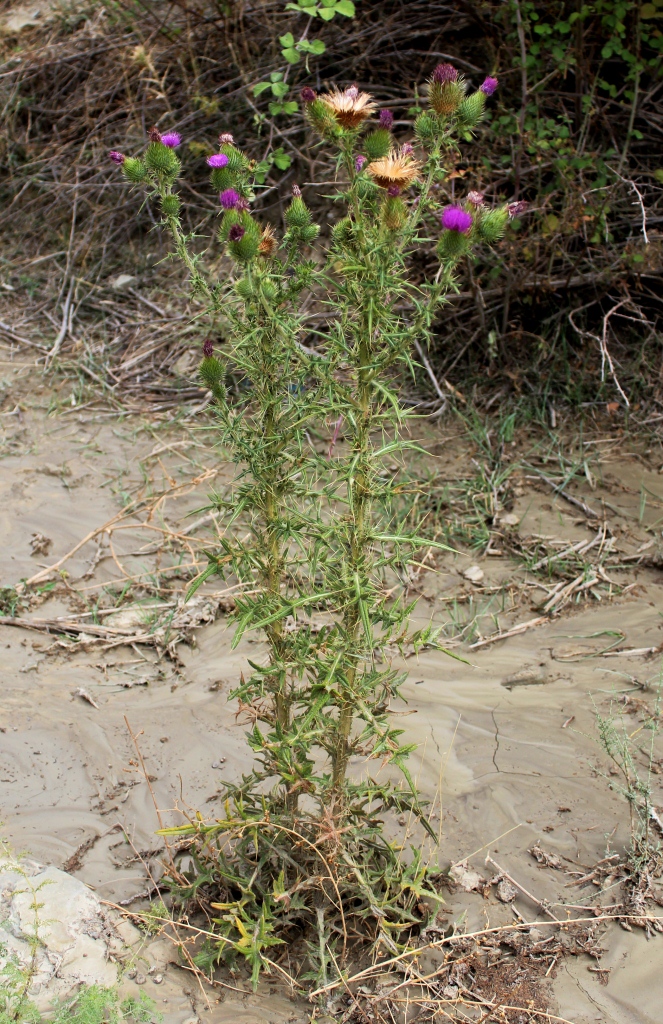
437, 229, 471, 260
382, 195, 407, 232
285, 195, 311, 228
414, 112, 437, 145
228, 221, 260, 263
331, 216, 357, 250
355, 176, 380, 201
235, 278, 255, 300
160, 194, 180, 217
456, 90, 486, 128
122, 157, 147, 183
218, 208, 242, 242
219, 144, 249, 172
299, 223, 320, 245
306, 98, 341, 140
477, 205, 509, 243
260, 279, 278, 302
210, 166, 235, 191
200, 355, 225, 394
363, 128, 392, 161
145, 141, 180, 175
429, 80, 464, 117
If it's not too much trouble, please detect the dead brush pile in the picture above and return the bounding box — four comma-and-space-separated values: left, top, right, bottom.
0, 0, 662, 415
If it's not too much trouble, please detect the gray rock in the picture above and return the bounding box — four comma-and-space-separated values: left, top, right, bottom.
0, 853, 139, 1009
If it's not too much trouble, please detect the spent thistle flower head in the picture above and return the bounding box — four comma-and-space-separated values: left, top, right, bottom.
228, 223, 245, 242
202, 338, 214, 358
355, 154, 367, 172
300, 87, 317, 104
508, 200, 528, 218
467, 190, 485, 206
220, 188, 241, 209
148, 126, 162, 142
320, 87, 377, 129
432, 63, 458, 84
219, 132, 234, 145
208, 153, 229, 168
109, 150, 125, 165
441, 205, 473, 233
368, 151, 420, 190
292, 184, 302, 197
480, 76, 498, 96
378, 109, 394, 130
161, 132, 182, 148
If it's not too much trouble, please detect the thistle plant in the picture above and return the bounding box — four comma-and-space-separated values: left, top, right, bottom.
110, 71, 515, 987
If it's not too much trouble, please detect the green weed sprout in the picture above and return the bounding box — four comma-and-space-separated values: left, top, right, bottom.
110, 67, 514, 987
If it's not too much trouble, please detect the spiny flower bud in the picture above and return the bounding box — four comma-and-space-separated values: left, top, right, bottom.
208, 153, 229, 168
219, 132, 234, 144
477, 205, 509, 242
122, 156, 147, 183
382, 195, 407, 231
305, 98, 341, 140
480, 76, 498, 96
378, 109, 394, 130
438, 229, 470, 260
285, 194, 311, 228
432, 63, 458, 84
220, 188, 241, 209
161, 194, 180, 216
210, 166, 234, 191
414, 112, 437, 144
363, 128, 391, 161
429, 75, 464, 117
219, 143, 248, 172
457, 90, 486, 128
440, 206, 473, 233
109, 150, 125, 165
300, 87, 316, 104
200, 352, 225, 400
145, 141, 180, 174
228, 219, 259, 262
161, 132, 181, 148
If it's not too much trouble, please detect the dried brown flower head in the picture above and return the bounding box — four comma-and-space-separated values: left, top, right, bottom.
258, 224, 277, 257
367, 151, 421, 190
320, 86, 377, 129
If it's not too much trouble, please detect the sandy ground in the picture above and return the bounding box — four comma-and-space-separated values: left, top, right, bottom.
2, 357, 663, 1022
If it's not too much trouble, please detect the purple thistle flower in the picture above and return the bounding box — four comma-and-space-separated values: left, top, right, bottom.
219, 188, 241, 209
300, 87, 317, 104
228, 223, 245, 242
467, 190, 485, 206
378, 109, 394, 130
219, 132, 234, 144
346, 85, 359, 101
292, 184, 302, 197
208, 153, 230, 168
355, 154, 367, 172
161, 132, 181, 148
480, 76, 498, 96
441, 205, 473, 234
508, 200, 528, 219
236, 197, 250, 211
400, 143, 414, 156
432, 63, 458, 85
202, 338, 214, 358
109, 150, 125, 165
387, 184, 401, 197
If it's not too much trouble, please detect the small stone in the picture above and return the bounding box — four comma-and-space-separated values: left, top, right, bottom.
148, 965, 156, 974
500, 512, 520, 527
126, 968, 137, 979
212, 762, 219, 769
496, 879, 518, 903
110, 274, 136, 291
153, 974, 163, 984
160, 736, 169, 743
135, 973, 146, 985
463, 565, 484, 584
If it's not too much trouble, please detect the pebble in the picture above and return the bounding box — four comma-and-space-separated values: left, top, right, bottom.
135, 974, 146, 985
153, 974, 163, 985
